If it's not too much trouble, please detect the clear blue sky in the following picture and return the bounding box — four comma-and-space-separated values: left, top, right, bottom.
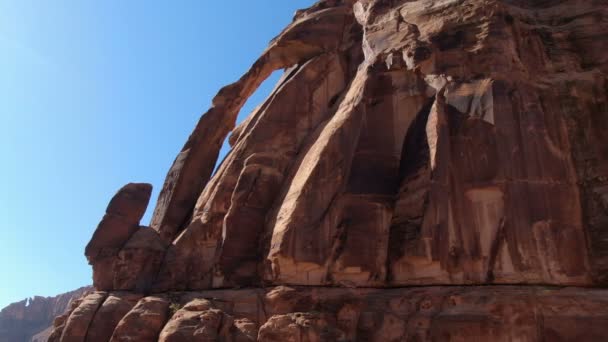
0, 0, 314, 309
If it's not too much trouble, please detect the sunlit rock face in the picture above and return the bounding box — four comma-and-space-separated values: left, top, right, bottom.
51, 0, 608, 340
0, 286, 92, 342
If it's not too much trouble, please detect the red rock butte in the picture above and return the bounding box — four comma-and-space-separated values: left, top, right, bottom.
50, 0, 608, 341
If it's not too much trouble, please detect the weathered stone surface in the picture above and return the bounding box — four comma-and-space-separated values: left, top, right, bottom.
258, 312, 345, 342
48, 295, 87, 342
85, 183, 152, 290
84, 293, 141, 342
113, 228, 168, 292
54, 0, 608, 340
59, 292, 108, 342
52, 287, 608, 341
0, 286, 91, 342
149, 1, 360, 244
81, 0, 608, 294
158, 299, 239, 342
139, 0, 608, 290
85, 183, 152, 261
110, 296, 170, 342
153, 49, 363, 291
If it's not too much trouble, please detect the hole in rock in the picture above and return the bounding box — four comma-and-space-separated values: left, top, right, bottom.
141, 69, 289, 228
213, 69, 286, 173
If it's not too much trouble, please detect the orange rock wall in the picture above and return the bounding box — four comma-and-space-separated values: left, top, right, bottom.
54, 0, 608, 340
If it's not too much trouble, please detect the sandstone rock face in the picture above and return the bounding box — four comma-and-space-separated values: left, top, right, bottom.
0, 286, 92, 342
52, 0, 608, 340
109, 296, 170, 342
52, 287, 608, 341
84, 183, 163, 292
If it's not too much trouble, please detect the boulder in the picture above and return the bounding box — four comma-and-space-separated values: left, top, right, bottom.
84, 183, 154, 290
110, 296, 171, 342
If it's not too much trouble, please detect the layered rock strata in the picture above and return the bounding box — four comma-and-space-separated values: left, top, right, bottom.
0, 286, 92, 342
52, 0, 608, 340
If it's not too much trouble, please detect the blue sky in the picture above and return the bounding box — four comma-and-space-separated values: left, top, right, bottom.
0, 0, 314, 309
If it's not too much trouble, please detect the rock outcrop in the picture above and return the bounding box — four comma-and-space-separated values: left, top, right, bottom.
0, 286, 92, 342
51, 287, 608, 341
51, 0, 608, 340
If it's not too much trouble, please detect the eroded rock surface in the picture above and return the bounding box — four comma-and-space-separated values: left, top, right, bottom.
52, 0, 608, 340
85, 183, 153, 291
110, 296, 170, 342
52, 287, 608, 341
0, 286, 92, 342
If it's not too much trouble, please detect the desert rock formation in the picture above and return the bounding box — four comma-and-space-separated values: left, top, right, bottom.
51, 0, 608, 340
0, 286, 92, 342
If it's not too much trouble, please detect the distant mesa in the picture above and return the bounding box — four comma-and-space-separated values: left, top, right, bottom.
0, 286, 92, 342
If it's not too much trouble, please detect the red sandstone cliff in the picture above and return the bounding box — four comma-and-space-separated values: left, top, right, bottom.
0, 286, 92, 342
50, 0, 608, 341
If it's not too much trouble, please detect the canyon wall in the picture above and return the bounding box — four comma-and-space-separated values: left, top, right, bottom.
51, 0, 608, 341
0, 286, 91, 342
